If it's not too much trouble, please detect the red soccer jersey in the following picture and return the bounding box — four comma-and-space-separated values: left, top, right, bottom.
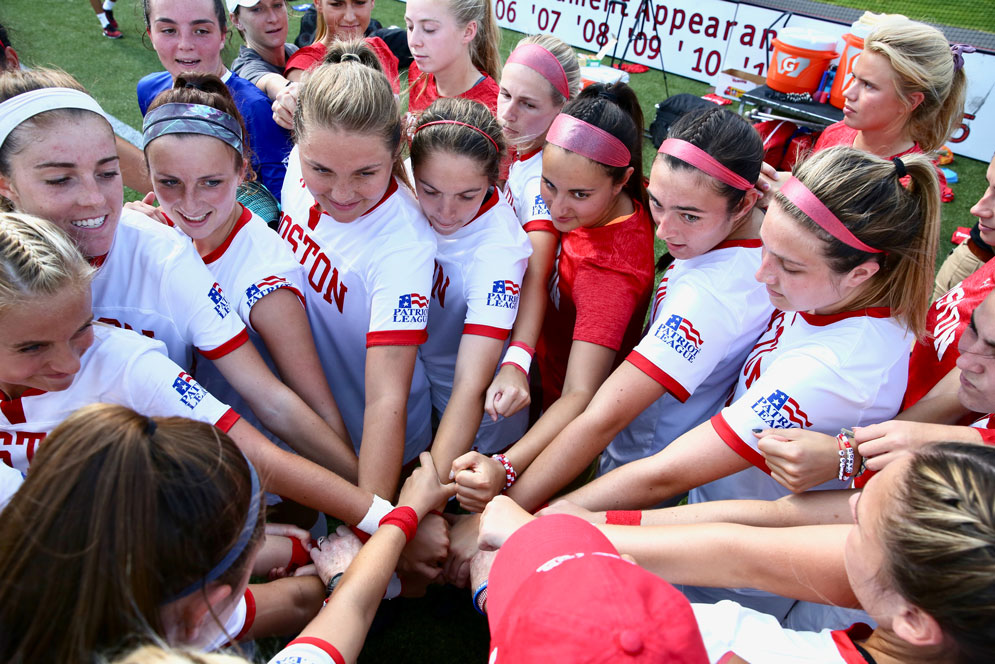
285, 37, 399, 93
904, 258, 995, 409
406, 60, 499, 115
535, 202, 655, 407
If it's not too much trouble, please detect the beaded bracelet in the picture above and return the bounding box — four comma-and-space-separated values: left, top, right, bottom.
473, 581, 488, 615
491, 454, 517, 491
836, 429, 856, 483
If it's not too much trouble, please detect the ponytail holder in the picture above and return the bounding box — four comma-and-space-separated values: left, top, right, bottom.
950, 43, 975, 72
145, 417, 158, 438
892, 157, 907, 179
340, 53, 362, 63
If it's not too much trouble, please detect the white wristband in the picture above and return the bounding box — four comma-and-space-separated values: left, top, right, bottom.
384, 572, 402, 599
357, 495, 394, 535
501, 344, 533, 376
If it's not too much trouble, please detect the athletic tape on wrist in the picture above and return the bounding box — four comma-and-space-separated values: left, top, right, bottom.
357, 495, 395, 535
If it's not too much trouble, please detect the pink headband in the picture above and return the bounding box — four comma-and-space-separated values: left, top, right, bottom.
658, 138, 753, 191
506, 43, 570, 99
780, 177, 883, 254
545, 113, 630, 167
415, 120, 500, 153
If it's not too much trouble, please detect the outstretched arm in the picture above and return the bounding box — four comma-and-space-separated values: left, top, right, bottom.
360, 345, 418, 499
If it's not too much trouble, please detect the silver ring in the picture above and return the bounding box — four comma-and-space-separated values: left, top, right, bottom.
317, 536, 326, 547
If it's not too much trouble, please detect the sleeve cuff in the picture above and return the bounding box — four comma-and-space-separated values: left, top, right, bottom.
523, 220, 558, 234
234, 588, 256, 641
366, 329, 428, 347
215, 408, 241, 433
287, 637, 346, 664
710, 412, 771, 474
198, 328, 250, 360
626, 351, 691, 402
463, 323, 511, 340
979, 429, 995, 446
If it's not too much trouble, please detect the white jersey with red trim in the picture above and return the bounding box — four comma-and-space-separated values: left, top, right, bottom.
693, 600, 870, 664
92, 208, 248, 369
0, 325, 237, 473
190, 205, 307, 442
601, 241, 773, 473
503, 148, 555, 234
420, 189, 532, 454
280, 149, 436, 461
0, 462, 23, 511
695, 308, 910, 505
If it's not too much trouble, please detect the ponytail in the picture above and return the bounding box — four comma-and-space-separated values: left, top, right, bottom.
778, 147, 939, 338
446, 0, 501, 81
562, 82, 646, 208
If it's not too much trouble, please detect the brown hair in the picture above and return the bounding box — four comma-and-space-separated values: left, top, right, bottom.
863, 15, 967, 153
882, 442, 995, 662
411, 97, 505, 185
0, 404, 263, 663
776, 146, 939, 338
144, 73, 255, 181
294, 39, 408, 187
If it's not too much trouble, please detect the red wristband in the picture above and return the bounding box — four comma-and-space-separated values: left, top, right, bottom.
379, 506, 419, 543
606, 510, 642, 526
288, 536, 310, 571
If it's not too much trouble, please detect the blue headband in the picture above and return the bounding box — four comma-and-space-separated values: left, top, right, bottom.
142, 102, 243, 153
165, 455, 261, 603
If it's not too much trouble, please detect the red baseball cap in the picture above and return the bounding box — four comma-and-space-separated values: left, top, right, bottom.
487, 514, 711, 663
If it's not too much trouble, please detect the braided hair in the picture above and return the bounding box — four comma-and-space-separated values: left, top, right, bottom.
0, 211, 94, 313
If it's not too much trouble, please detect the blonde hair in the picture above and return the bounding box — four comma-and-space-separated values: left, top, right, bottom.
110, 644, 249, 664
513, 34, 581, 104
411, 97, 506, 185
0, 211, 95, 314
863, 15, 967, 153
776, 147, 939, 339
883, 442, 995, 662
294, 39, 408, 187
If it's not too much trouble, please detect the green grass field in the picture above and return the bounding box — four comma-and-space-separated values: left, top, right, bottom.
1, 1, 993, 661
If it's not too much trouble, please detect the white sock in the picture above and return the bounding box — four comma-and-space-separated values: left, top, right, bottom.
97, 12, 110, 27
103, 0, 116, 10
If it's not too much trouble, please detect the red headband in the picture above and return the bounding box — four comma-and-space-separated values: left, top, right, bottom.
506, 43, 571, 99
658, 138, 753, 191
415, 120, 500, 153
780, 177, 883, 254
545, 113, 630, 167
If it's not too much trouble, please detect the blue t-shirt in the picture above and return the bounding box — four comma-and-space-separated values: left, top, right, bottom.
137, 70, 292, 201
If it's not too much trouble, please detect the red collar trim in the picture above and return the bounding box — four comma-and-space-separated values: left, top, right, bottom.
798, 307, 892, 326
308, 178, 399, 229
830, 623, 875, 664
202, 205, 252, 265
0, 388, 47, 425
711, 238, 762, 251
516, 146, 542, 162
466, 187, 500, 226
88, 254, 108, 268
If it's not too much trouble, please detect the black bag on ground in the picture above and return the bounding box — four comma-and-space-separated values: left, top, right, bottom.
649, 93, 717, 147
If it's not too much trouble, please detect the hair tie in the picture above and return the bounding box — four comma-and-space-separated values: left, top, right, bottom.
340, 53, 362, 63
597, 88, 617, 102
950, 43, 976, 72
143, 102, 243, 154
780, 177, 884, 254
545, 113, 630, 167
505, 43, 570, 99
892, 157, 907, 179
145, 417, 158, 438
658, 138, 753, 191
414, 119, 501, 154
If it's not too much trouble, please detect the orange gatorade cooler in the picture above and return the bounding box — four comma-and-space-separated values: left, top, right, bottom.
830, 23, 873, 109
766, 27, 838, 94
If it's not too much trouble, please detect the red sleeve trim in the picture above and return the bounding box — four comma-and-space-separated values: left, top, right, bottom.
831, 624, 875, 664
234, 588, 256, 640
366, 329, 428, 347
214, 408, 241, 433
523, 220, 557, 234
463, 323, 510, 340
287, 637, 347, 664
500, 361, 528, 376
626, 351, 691, 403
710, 413, 771, 474
978, 429, 995, 446
198, 328, 250, 360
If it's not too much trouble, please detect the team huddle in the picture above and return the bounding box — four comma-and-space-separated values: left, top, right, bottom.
0, 1, 994, 663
